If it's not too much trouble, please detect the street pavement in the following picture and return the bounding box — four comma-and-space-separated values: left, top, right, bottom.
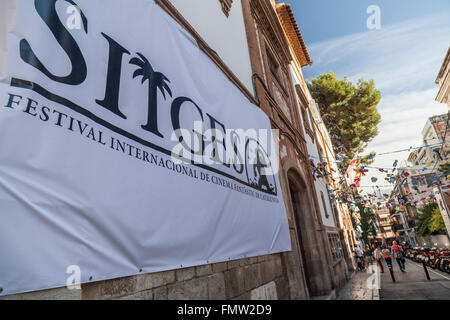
337, 258, 450, 300
380, 259, 450, 300
337, 270, 378, 300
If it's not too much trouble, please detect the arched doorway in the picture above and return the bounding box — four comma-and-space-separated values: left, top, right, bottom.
288, 175, 313, 296
286, 168, 331, 297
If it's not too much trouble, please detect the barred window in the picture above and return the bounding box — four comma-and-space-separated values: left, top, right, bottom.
328, 232, 343, 262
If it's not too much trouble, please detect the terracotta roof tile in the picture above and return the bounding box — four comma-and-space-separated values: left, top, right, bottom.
275, 3, 312, 67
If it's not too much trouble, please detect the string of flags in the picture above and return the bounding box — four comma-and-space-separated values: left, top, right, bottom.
308, 142, 449, 217
311, 146, 448, 188
307, 140, 448, 162
308, 156, 445, 172
353, 188, 443, 213
310, 160, 335, 180
309, 156, 446, 172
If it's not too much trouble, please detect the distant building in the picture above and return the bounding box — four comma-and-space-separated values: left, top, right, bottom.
388, 183, 417, 246
390, 113, 450, 246
423, 114, 450, 145
412, 113, 450, 209
371, 200, 396, 242
436, 47, 450, 108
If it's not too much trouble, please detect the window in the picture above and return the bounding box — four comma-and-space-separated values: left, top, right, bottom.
266, 50, 283, 86
294, 85, 314, 141
328, 232, 343, 262
320, 191, 329, 219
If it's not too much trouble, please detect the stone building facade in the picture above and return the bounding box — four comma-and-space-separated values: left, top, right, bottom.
388, 113, 450, 246
372, 201, 397, 241
275, 2, 352, 291
1, 0, 349, 300
436, 47, 450, 108
241, 0, 344, 298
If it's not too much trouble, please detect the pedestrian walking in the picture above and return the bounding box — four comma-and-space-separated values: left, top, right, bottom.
364, 244, 374, 269
354, 244, 365, 271
381, 245, 393, 269
392, 241, 406, 272
372, 243, 384, 273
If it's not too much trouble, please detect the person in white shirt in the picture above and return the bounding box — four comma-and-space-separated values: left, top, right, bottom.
354, 244, 365, 271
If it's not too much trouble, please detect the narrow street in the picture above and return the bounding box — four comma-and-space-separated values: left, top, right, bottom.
337, 271, 379, 300
338, 259, 450, 300
380, 260, 450, 300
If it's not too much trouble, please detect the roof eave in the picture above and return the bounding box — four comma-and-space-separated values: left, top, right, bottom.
275, 3, 313, 68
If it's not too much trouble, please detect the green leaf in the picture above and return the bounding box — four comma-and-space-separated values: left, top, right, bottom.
308, 71, 381, 160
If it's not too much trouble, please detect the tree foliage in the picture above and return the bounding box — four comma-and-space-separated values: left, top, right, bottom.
429, 206, 446, 234
415, 202, 447, 236
359, 152, 377, 166
307, 72, 381, 162
356, 203, 378, 245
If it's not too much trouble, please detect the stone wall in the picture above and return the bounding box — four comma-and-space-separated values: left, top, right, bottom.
0, 287, 81, 300
79, 253, 289, 300
333, 259, 350, 292
0, 253, 293, 300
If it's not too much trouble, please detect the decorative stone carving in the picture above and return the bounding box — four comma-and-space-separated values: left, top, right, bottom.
219, 0, 233, 17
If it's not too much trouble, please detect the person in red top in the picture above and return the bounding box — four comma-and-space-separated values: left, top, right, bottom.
392, 241, 406, 272
372, 243, 384, 273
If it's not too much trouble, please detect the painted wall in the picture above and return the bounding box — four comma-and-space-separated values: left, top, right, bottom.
169, 0, 253, 92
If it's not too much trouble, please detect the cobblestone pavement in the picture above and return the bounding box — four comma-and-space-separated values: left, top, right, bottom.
380, 259, 450, 300
337, 267, 379, 300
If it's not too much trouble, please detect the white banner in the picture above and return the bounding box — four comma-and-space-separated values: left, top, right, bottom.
0, 0, 290, 296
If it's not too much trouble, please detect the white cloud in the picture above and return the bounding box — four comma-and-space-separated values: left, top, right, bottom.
369, 88, 447, 148
358, 89, 447, 193
302, 12, 450, 194
305, 12, 450, 94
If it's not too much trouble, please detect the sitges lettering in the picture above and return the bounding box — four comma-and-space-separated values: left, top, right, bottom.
20, 1, 221, 145
14, 0, 277, 195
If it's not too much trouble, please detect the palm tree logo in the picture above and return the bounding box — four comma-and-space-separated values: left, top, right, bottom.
130, 53, 172, 138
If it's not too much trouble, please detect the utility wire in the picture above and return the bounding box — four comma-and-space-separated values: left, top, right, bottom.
389, 110, 450, 201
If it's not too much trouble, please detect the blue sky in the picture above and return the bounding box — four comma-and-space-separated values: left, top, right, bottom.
285, 0, 450, 194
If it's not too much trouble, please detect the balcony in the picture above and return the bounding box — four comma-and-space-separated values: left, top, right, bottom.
391, 222, 404, 233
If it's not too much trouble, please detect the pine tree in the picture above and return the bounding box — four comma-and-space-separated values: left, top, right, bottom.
308, 71, 381, 162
